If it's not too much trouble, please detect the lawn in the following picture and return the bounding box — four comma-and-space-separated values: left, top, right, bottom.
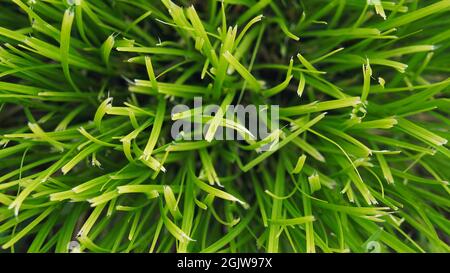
0, 0, 449, 253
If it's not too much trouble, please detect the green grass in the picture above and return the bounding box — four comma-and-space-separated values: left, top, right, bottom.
0, 0, 449, 253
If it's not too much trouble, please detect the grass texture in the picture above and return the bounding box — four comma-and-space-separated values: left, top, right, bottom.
0, 0, 449, 253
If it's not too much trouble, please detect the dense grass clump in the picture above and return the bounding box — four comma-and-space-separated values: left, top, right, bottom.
0, 0, 449, 253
